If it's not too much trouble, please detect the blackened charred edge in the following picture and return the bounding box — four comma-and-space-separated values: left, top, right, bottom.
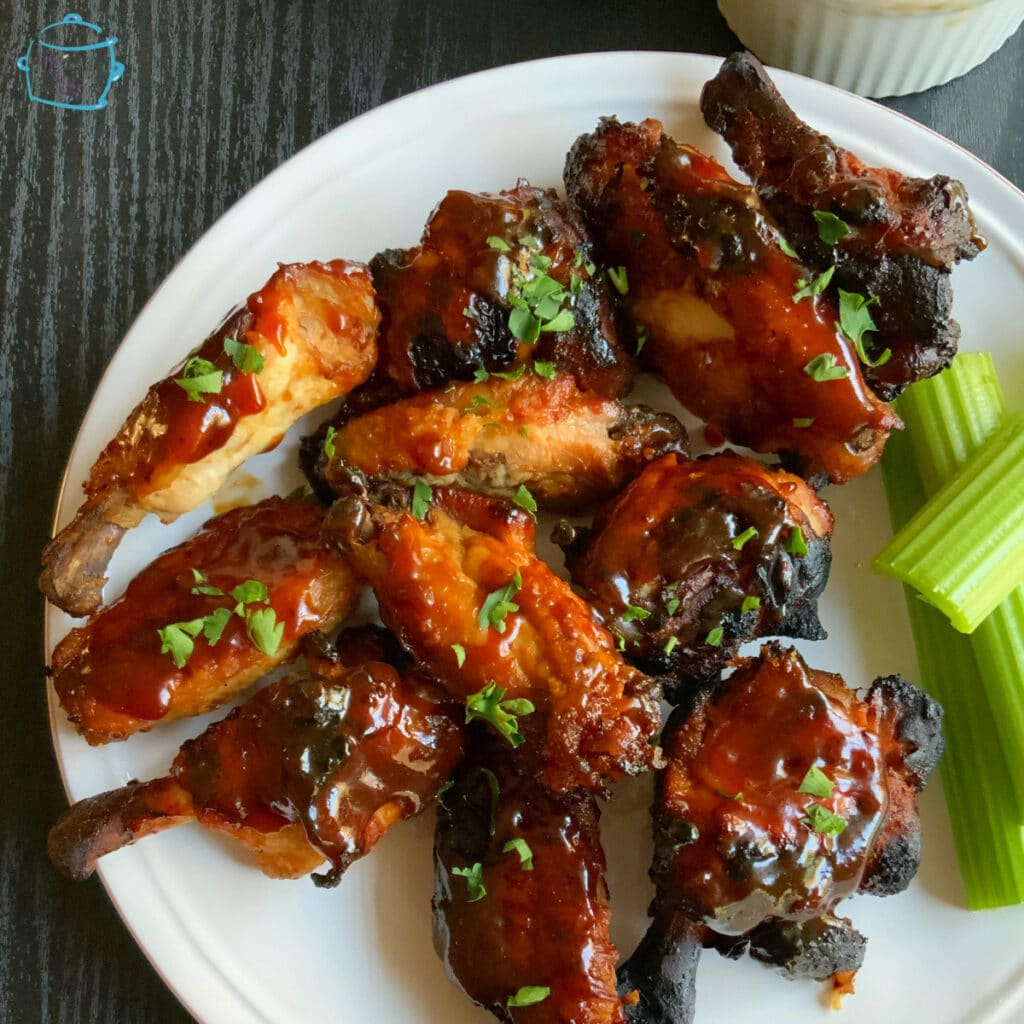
618, 914, 702, 1024
745, 915, 867, 980
867, 674, 945, 790
858, 826, 922, 898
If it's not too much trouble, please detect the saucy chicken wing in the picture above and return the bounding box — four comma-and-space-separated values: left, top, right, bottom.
328, 482, 663, 793
701, 52, 984, 399
357, 183, 632, 410
306, 370, 686, 511
48, 627, 464, 885
560, 452, 832, 693
40, 260, 380, 616
51, 497, 359, 743
434, 734, 625, 1024
620, 645, 943, 1020
564, 117, 900, 483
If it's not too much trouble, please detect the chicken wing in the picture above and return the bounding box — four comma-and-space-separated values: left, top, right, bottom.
306, 370, 686, 511
51, 496, 359, 744
701, 52, 984, 399
564, 117, 900, 483
560, 452, 832, 693
620, 645, 942, 1019
48, 627, 464, 885
357, 183, 632, 410
328, 482, 663, 793
433, 734, 625, 1024
40, 260, 380, 616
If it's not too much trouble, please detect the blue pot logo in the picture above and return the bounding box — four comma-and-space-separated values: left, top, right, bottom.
17, 13, 124, 111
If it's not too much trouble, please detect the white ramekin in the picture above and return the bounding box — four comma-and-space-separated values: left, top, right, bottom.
716, 0, 1024, 97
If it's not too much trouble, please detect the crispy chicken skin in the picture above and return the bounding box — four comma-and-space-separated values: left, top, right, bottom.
434, 735, 625, 1024
307, 371, 687, 512
561, 452, 832, 693
564, 117, 900, 484
328, 483, 663, 793
620, 645, 942, 1020
51, 497, 359, 744
701, 52, 984, 398
358, 183, 633, 409
48, 627, 464, 884
40, 260, 380, 616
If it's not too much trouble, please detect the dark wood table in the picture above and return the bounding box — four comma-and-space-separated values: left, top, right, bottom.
2, 2, 1021, 1020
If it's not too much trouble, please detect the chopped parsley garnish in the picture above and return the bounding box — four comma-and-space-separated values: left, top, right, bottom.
451, 643, 466, 668
636, 324, 649, 355
473, 366, 490, 383
622, 604, 651, 623
520, 234, 541, 250
201, 606, 233, 646
837, 289, 891, 367
665, 597, 681, 616
478, 571, 522, 633
157, 619, 206, 669
607, 266, 629, 295
813, 210, 851, 245
705, 626, 725, 647
501, 241, 577, 342
463, 305, 479, 321
741, 595, 762, 614
512, 485, 538, 517
464, 681, 535, 748
799, 766, 835, 799
468, 394, 495, 413
533, 360, 557, 379
777, 235, 799, 259
803, 803, 847, 836
572, 248, 584, 268
502, 838, 534, 871
190, 568, 224, 597
175, 356, 223, 402
230, 579, 269, 610
411, 478, 432, 520
323, 425, 337, 459
792, 417, 815, 428
246, 606, 284, 656
507, 987, 550, 1009
223, 337, 264, 374
663, 636, 680, 656
540, 308, 574, 333
451, 862, 487, 902
487, 236, 511, 252
613, 631, 627, 652
804, 353, 848, 382
492, 364, 527, 381
787, 526, 809, 556
509, 304, 542, 344
793, 264, 835, 303
732, 526, 758, 551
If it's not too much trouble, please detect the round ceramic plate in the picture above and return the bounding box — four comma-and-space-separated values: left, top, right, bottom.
46, 51, 1024, 1024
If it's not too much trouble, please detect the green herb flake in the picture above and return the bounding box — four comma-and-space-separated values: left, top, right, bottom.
190, 569, 225, 598
663, 636, 680, 656
636, 324, 649, 355
451, 862, 487, 902
732, 526, 758, 551
539, 308, 575, 333
464, 681, 535, 748
803, 802, 847, 836
787, 526, 809, 556
157, 618, 206, 668
473, 366, 490, 383
202, 606, 234, 646
509, 305, 542, 344
520, 234, 541, 250
792, 417, 815, 428
478, 572, 523, 634
486, 236, 511, 253
492, 364, 527, 381
804, 353, 849, 382
607, 266, 629, 295
705, 626, 725, 647
799, 765, 835, 799
507, 987, 550, 1009
223, 337, 265, 375
175, 356, 224, 403
230, 579, 270, 609
463, 305, 479, 321
451, 643, 467, 668
512, 485, 538, 517
741, 595, 762, 615
777, 236, 799, 259
533, 361, 557, 380
622, 604, 651, 623
665, 597, 681, 616
837, 289, 891, 368
323, 425, 337, 460
813, 210, 851, 246
793, 264, 835, 303
411, 478, 433, 520
502, 838, 534, 871
246, 606, 284, 656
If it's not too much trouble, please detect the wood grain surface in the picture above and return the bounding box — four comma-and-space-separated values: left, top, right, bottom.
2, 2, 1022, 1021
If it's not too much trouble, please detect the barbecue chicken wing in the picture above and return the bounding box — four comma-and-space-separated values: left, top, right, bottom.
328, 483, 662, 793
620, 645, 942, 1021
560, 452, 832, 694
51, 497, 359, 744
40, 260, 380, 616
701, 52, 984, 399
434, 734, 625, 1024
564, 117, 900, 484
305, 370, 686, 511
357, 183, 632, 410
48, 627, 464, 885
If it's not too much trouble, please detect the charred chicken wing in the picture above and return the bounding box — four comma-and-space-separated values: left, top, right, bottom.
51, 497, 359, 743
701, 52, 984, 398
40, 260, 380, 616
307, 370, 686, 511
564, 117, 900, 483
561, 452, 832, 692
620, 645, 942, 1020
48, 627, 464, 885
359, 183, 632, 409
329, 483, 663, 793
434, 734, 625, 1024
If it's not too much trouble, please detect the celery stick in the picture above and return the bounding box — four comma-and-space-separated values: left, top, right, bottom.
881, 428, 1024, 908
873, 414, 1024, 633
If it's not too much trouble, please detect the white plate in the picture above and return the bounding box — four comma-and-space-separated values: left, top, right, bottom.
46, 52, 1024, 1024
